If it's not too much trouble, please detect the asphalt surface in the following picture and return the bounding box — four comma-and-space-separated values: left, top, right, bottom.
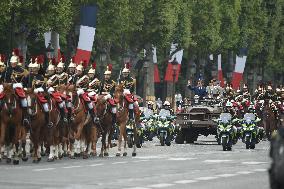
0, 136, 270, 189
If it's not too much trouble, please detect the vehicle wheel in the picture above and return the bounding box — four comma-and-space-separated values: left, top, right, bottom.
227, 146, 232, 151
269, 167, 282, 189
175, 131, 185, 144
185, 131, 196, 144
250, 144, 255, 149
222, 145, 227, 151
160, 133, 165, 146
245, 143, 250, 149
127, 136, 133, 148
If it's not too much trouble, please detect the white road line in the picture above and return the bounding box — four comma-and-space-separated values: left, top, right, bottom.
253, 168, 267, 172
236, 171, 253, 175
89, 163, 104, 167
204, 160, 233, 163
241, 161, 268, 165
195, 176, 218, 181
127, 187, 151, 189
62, 165, 82, 169
174, 180, 197, 184
133, 156, 164, 159
112, 161, 128, 165
132, 160, 150, 163
167, 157, 197, 161
33, 168, 56, 172
216, 174, 237, 178
148, 183, 175, 188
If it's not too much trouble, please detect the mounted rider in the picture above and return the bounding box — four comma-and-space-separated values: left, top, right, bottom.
4, 49, 29, 126
88, 61, 101, 95
0, 54, 6, 83
46, 59, 68, 122
119, 63, 138, 122
67, 57, 77, 85
56, 57, 68, 86
100, 64, 117, 127
75, 61, 98, 123
24, 57, 53, 127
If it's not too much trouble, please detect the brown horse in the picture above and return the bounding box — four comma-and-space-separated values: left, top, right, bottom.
114, 84, 140, 157
0, 84, 28, 164
66, 85, 98, 159
263, 100, 277, 140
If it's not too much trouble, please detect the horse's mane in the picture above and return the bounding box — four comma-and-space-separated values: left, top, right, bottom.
115, 84, 124, 93
3, 84, 14, 94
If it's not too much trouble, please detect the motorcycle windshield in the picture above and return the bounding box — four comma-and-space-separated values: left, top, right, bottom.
219, 113, 232, 124
144, 108, 153, 119
159, 109, 171, 120
244, 113, 255, 123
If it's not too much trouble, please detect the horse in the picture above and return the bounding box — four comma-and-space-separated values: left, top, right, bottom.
66, 85, 98, 159
0, 84, 28, 164
262, 99, 277, 140
114, 84, 140, 157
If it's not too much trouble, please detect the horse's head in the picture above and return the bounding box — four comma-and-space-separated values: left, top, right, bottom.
3, 83, 17, 115
114, 84, 124, 105
96, 95, 108, 117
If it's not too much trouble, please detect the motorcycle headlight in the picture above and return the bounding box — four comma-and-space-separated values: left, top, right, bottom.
250, 127, 255, 131
226, 127, 232, 132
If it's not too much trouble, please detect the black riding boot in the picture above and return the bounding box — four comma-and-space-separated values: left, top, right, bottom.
59, 108, 68, 122
112, 113, 117, 128
45, 112, 53, 128
89, 109, 98, 124
129, 109, 134, 121
67, 108, 74, 122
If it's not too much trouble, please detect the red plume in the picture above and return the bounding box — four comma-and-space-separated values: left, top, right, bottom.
61, 55, 65, 63
37, 55, 44, 64
32, 56, 37, 63
108, 64, 113, 71
19, 56, 24, 63
0, 54, 6, 62
125, 62, 130, 69
82, 60, 88, 68
92, 61, 96, 69
71, 56, 75, 63
52, 58, 57, 65
13, 48, 20, 56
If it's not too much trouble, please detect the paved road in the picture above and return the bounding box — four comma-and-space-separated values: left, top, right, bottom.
0, 136, 270, 189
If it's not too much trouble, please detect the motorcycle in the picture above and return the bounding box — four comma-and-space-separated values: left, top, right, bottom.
216, 113, 237, 151
156, 109, 173, 146
241, 113, 262, 149
141, 108, 156, 141
126, 121, 135, 148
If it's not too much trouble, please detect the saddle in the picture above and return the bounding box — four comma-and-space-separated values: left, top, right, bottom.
50, 92, 63, 103
36, 93, 48, 103
14, 87, 26, 98
0, 92, 4, 99
124, 94, 138, 103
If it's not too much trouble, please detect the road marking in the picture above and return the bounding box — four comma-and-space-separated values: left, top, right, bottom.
167, 157, 197, 161
62, 165, 82, 169
204, 160, 233, 163
241, 161, 268, 165
33, 168, 56, 172
112, 161, 128, 165
216, 174, 237, 178
127, 187, 151, 189
253, 168, 267, 172
196, 176, 218, 181
148, 183, 175, 188
132, 160, 150, 163
134, 156, 164, 159
89, 163, 104, 167
236, 171, 253, 175
174, 180, 197, 184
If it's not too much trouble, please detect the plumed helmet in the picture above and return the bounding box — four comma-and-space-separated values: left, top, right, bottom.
88, 68, 95, 74
10, 55, 18, 63
104, 64, 112, 75
122, 62, 130, 73
68, 57, 76, 68
163, 101, 170, 106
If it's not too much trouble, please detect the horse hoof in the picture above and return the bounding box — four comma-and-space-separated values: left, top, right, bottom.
63, 153, 68, 157
40, 152, 46, 157
6, 158, 11, 164
123, 152, 127, 157
104, 153, 109, 157
83, 154, 88, 159
132, 153, 137, 157
116, 153, 121, 157
47, 158, 54, 162
32, 159, 39, 163
70, 156, 75, 159
22, 157, 28, 162
38, 158, 41, 162
13, 160, 19, 165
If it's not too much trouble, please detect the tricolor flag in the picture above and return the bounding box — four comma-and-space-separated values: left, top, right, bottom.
75, 6, 97, 64
232, 55, 247, 89
44, 31, 61, 61
164, 44, 183, 82
152, 47, 160, 83
217, 54, 224, 87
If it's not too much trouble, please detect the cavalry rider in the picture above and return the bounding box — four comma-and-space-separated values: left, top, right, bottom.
4, 49, 29, 126
162, 101, 174, 115
56, 58, 68, 86
75, 62, 98, 123
0, 54, 6, 83
67, 57, 77, 85
24, 58, 53, 127
242, 84, 251, 100
100, 64, 117, 127
87, 62, 101, 94
119, 63, 138, 122
46, 59, 68, 122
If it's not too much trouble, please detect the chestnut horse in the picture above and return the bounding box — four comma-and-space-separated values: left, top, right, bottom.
263, 99, 277, 140
0, 84, 28, 164
114, 84, 140, 157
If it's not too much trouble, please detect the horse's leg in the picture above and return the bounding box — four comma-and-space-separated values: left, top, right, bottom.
122, 123, 128, 157
13, 142, 20, 164
116, 124, 123, 156
132, 123, 137, 157
6, 143, 13, 163
54, 144, 59, 159
48, 145, 55, 162
99, 132, 106, 157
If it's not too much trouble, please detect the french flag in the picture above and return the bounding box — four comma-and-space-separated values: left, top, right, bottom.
44, 31, 61, 61
217, 54, 224, 87
164, 44, 183, 82
75, 6, 98, 64
232, 55, 247, 89
152, 47, 160, 83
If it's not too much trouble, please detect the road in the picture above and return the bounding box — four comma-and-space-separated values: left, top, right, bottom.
0, 136, 270, 189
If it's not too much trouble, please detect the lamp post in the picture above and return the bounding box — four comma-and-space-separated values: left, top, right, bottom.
172, 59, 178, 111
143, 61, 149, 107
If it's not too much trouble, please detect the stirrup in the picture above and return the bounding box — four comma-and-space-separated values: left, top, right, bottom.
47, 122, 54, 128
23, 118, 30, 126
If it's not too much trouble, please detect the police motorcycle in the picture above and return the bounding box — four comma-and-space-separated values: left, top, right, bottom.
215, 113, 237, 151
156, 109, 174, 146
140, 108, 157, 141
240, 113, 263, 149
137, 108, 154, 146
